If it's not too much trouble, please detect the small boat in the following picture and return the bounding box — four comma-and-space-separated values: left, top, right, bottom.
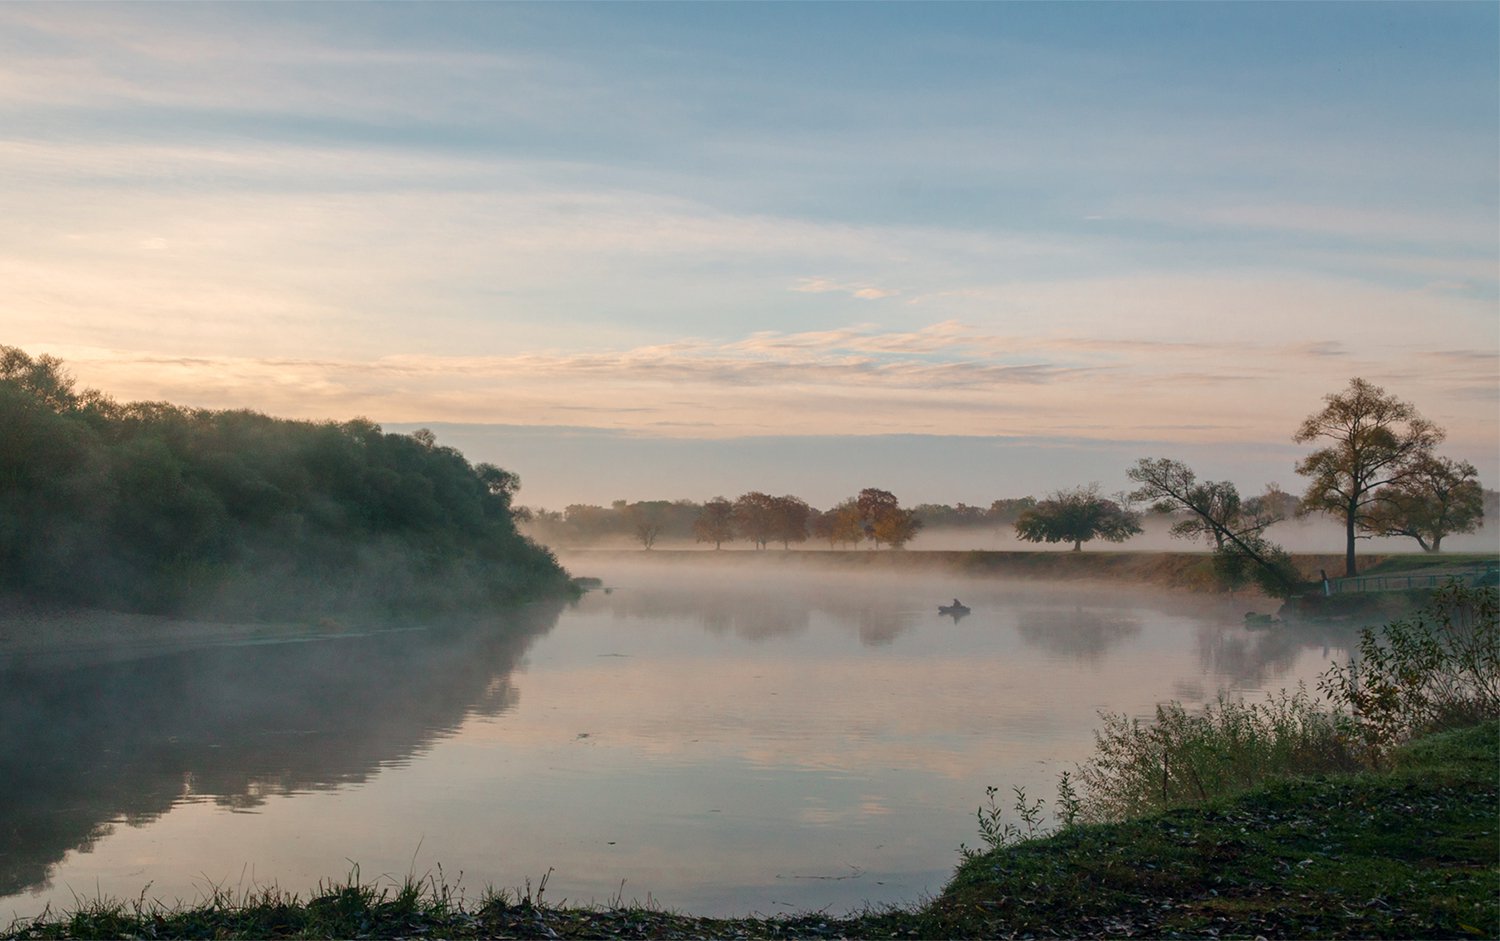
938, 601, 971, 617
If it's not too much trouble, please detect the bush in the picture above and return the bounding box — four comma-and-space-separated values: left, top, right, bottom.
1319, 582, 1499, 761
1074, 687, 1358, 822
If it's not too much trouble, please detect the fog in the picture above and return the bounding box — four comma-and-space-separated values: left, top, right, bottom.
523, 507, 1497, 556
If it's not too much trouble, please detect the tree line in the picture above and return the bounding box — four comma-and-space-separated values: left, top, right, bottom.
4, 349, 1484, 611
524, 488, 928, 551
1014, 378, 1488, 595
0, 346, 570, 616
523, 378, 1489, 596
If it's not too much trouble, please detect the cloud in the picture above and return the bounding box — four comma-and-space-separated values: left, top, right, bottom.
32, 314, 1496, 462
792, 278, 899, 300
1173, 201, 1497, 249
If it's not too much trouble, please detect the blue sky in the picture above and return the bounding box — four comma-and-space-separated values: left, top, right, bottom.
3, 2, 1496, 509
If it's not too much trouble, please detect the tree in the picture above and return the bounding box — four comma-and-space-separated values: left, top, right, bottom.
1294, 378, 1443, 577
871, 505, 922, 549
1127, 458, 1300, 596
768, 494, 811, 549
732, 491, 777, 549
812, 500, 864, 549
1362, 455, 1485, 552
474, 463, 520, 512
1013, 484, 1142, 551
626, 501, 670, 550
693, 497, 735, 549
855, 488, 920, 549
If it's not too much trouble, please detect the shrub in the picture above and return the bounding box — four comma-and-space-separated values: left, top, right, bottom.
1319, 582, 1499, 761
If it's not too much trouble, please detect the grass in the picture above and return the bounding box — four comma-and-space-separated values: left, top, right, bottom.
910, 721, 1499, 939
1071, 687, 1363, 822
6, 722, 1495, 940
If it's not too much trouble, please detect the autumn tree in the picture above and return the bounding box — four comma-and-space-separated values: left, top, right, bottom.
854, 488, 922, 549
812, 500, 864, 548
1014, 484, 1142, 551
1362, 455, 1485, 552
871, 505, 922, 549
1294, 378, 1443, 577
693, 497, 735, 549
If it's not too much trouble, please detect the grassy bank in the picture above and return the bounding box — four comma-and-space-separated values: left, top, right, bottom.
8, 721, 1495, 940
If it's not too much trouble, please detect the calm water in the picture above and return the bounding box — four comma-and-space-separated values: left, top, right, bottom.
1, 560, 1357, 920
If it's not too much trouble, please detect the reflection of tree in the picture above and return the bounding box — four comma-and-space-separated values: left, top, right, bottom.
850, 608, 913, 647
0, 604, 560, 899
1014, 607, 1143, 662
599, 580, 918, 647
1192, 619, 1360, 690
607, 588, 811, 642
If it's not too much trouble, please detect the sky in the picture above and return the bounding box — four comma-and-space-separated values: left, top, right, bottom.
3, 2, 1497, 510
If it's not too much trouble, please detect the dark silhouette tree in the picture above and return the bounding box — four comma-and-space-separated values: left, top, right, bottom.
1014, 484, 1142, 551
1294, 378, 1443, 577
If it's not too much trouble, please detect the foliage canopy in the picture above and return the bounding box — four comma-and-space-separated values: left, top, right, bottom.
1013, 484, 1141, 551
1294, 377, 1443, 576
0, 345, 569, 616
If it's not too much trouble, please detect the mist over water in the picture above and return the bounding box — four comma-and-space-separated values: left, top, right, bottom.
888, 515, 1499, 554
2, 562, 1363, 919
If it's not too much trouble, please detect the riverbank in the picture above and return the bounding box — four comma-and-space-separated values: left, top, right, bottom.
563, 547, 1497, 595
7, 721, 1494, 939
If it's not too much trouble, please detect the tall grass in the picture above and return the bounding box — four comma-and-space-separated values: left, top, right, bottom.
967, 582, 1499, 843
1075, 688, 1359, 822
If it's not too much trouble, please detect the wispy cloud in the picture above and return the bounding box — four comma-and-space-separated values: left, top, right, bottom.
39, 318, 1496, 455
792, 278, 900, 300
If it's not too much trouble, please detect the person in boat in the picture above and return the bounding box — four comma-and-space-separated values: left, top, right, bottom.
951, 598, 963, 608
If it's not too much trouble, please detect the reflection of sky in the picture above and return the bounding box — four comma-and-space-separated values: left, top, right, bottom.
5, 566, 1354, 919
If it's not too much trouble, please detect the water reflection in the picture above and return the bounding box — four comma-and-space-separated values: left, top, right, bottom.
1, 564, 1369, 919
1013, 607, 1144, 662
0, 603, 561, 898
1192, 617, 1361, 690
601, 573, 919, 646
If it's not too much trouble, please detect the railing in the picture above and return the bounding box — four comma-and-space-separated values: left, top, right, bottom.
1327, 563, 1499, 595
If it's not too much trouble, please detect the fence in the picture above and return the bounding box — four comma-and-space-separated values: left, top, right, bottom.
1328, 563, 1499, 595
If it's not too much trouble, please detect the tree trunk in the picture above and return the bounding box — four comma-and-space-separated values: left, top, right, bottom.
1345, 502, 1358, 578
1430, 535, 1442, 552
1072, 540, 1082, 551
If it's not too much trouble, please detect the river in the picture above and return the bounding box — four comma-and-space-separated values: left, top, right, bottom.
0, 558, 1357, 920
